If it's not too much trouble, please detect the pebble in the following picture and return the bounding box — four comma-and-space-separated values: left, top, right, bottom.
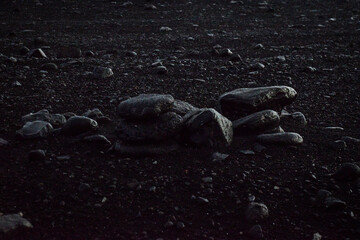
79, 183, 91, 192
332, 163, 360, 182
0, 138, 8, 146
28, 149, 46, 161
156, 65, 168, 74
0, 214, 33, 233
27, 48, 47, 58
40, 63, 58, 71
164, 221, 174, 228
246, 202, 269, 223
93, 66, 113, 79
341, 136, 360, 145
212, 152, 229, 162
22, 109, 66, 127
324, 197, 346, 211
57, 46, 82, 58
202, 177, 213, 183
248, 225, 264, 239
111, 142, 179, 156
312, 232, 322, 240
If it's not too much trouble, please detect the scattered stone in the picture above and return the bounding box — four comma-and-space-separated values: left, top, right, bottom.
248, 225, 264, 239
33, 37, 47, 46
16, 121, 53, 139
93, 66, 113, 79
156, 65, 168, 74
110, 142, 179, 156
246, 202, 269, 223
197, 197, 209, 203
121, 1, 133, 7
117, 94, 174, 120
253, 143, 266, 153
57, 46, 82, 58
330, 140, 347, 150
256, 132, 303, 145
0, 138, 8, 146
61, 116, 98, 136
324, 197, 346, 211
219, 86, 297, 118
22, 109, 66, 127
276, 56, 286, 62
28, 149, 46, 161
249, 62, 265, 70
332, 163, 360, 182
0, 214, 33, 233
116, 112, 183, 142
40, 63, 58, 71
83, 135, 111, 145
233, 110, 280, 135
182, 108, 233, 148
170, 100, 198, 116
26, 48, 47, 58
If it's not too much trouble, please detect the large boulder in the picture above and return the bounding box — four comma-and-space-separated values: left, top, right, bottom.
182, 108, 233, 148
116, 112, 183, 142
219, 86, 297, 118
117, 94, 174, 120
22, 109, 66, 127
233, 110, 280, 135
16, 121, 53, 139
61, 116, 98, 136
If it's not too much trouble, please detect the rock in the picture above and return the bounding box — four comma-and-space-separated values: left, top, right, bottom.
110, 142, 179, 156
329, 140, 347, 150
40, 63, 58, 71
201, 177, 213, 183
233, 110, 280, 135
324, 197, 346, 210
332, 163, 360, 182
82, 108, 104, 119
316, 189, 332, 206
164, 221, 174, 228
280, 111, 307, 126
256, 132, 303, 145
57, 46, 82, 58
248, 225, 264, 239
117, 94, 174, 120
156, 66, 168, 74
212, 152, 229, 162
176, 222, 185, 229
160, 27, 172, 32
93, 66, 113, 79
341, 136, 360, 145
16, 121, 53, 139
83, 135, 111, 145
182, 108, 233, 148
121, 1, 133, 7
20, 46, 30, 55
246, 202, 269, 223
79, 183, 91, 192
144, 4, 157, 10
84, 50, 95, 57
61, 116, 98, 136
219, 86, 297, 118
313, 232, 322, 240
28, 149, 46, 161
0, 138, 8, 146
116, 112, 183, 142
125, 51, 137, 57
26, 48, 47, 58
0, 214, 33, 233
170, 100, 198, 116
22, 109, 66, 127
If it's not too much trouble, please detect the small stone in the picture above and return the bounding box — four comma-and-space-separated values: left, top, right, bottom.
144, 4, 157, 10
40, 63, 58, 71
160, 27, 172, 32
248, 225, 264, 239
121, 1, 133, 7
125, 51, 137, 57
20, 46, 30, 55
330, 140, 347, 150
28, 149, 46, 161
276, 56, 286, 62
61, 116, 98, 136
256, 132, 303, 145
246, 202, 269, 223
83, 135, 111, 145
16, 121, 53, 139
0, 214, 33, 233
176, 222, 185, 229
82, 108, 104, 119
27, 48, 47, 58
79, 183, 91, 192
202, 177, 213, 183
324, 197, 346, 211
332, 163, 360, 182
316, 189, 332, 206
280, 111, 307, 126
93, 66, 113, 79
164, 221, 174, 228
312, 232, 322, 240
341, 136, 360, 145
156, 66, 168, 74
84, 50, 95, 57
197, 197, 209, 203
0, 138, 8, 146
212, 152, 229, 162
240, 150, 255, 155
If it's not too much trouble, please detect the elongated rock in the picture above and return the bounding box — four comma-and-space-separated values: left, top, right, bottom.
233, 110, 280, 135
256, 132, 303, 145
22, 109, 66, 127
16, 121, 53, 139
62, 116, 98, 136
183, 108, 233, 147
117, 112, 183, 142
219, 86, 297, 118
117, 94, 174, 120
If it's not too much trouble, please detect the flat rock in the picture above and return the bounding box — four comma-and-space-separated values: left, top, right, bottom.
0, 214, 33, 233
22, 109, 66, 127
93, 66, 113, 79
182, 108, 233, 147
246, 202, 269, 223
111, 142, 179, 156
116, 112, 183, 142
233, 110, 280, 135
256, 132, 303, 145
16, 121, 53, 139
117, 94, 174, 120
61, 116, 98, 136
219, 86, 297, 118
170, 100, 198, 116
332, 163, 360, 182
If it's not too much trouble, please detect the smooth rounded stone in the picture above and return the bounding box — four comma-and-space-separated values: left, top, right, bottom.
219, 86, 297, 118
117, 94, 175, 120
246, 202, 269, 223
22, 109, 66, 127
83, 134, 111, 145
256, 132, 303, 145
332, 163, 360, 182
170, 100, 198, 116
40, 63, 58, 71
28, 149, 46, 161
233, 110, 280, 135
330, 140, 347, 150
16, 121, 53, 139
116, 112, 183, 142
82, 108, 104, 119
156, 65, 168, 74
0, 138, 8, 146
57, 46, 82, 58
26, 48, 47, 58
248, 225, 264, 239
61, 116, 98, 136
324, 197, 346, 211
0, 214, 33, 233
280, 110, 307, 126
316, 189, 332, 206
93, 66, 113, 79
111, 141, 179, 156
182, 108, 233, 148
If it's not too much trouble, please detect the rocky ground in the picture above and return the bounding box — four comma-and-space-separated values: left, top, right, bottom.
0, 0, 359, 239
